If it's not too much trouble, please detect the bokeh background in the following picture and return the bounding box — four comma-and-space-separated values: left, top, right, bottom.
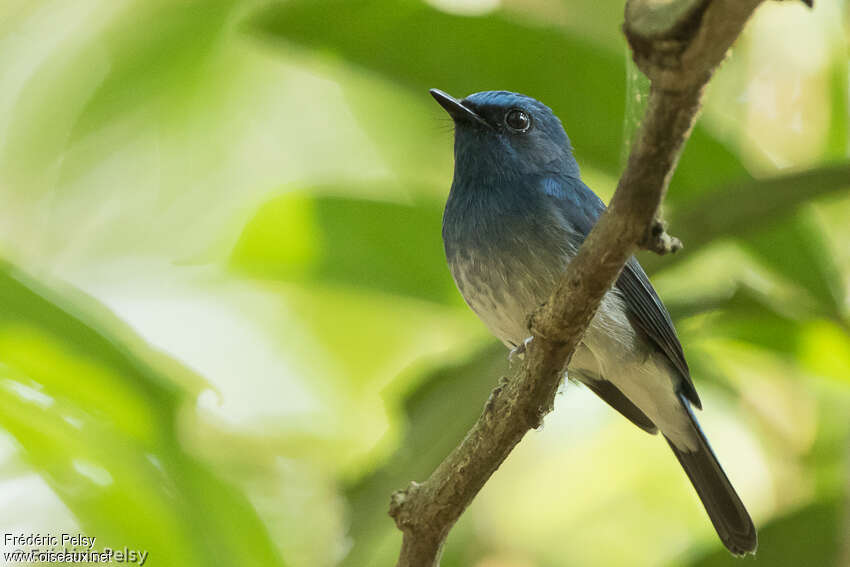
1, 0, 849, 566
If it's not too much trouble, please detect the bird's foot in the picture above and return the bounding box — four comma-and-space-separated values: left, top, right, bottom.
508, 336, 534, 361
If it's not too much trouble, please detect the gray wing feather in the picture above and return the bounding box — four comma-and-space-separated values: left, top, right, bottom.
616, 258, 701, 409
577, 372, 658, 433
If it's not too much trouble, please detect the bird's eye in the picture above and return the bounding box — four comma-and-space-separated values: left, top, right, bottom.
504, 109, 531, 132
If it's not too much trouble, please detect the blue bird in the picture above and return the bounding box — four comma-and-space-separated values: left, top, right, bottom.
431, 88, 757, 556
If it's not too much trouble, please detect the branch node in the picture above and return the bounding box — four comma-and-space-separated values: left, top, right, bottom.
641, 219, 683, 255
526, 402, 551, 431
389, 481, 422, 529
483, 381, 506, 419
526, 306, 545, 339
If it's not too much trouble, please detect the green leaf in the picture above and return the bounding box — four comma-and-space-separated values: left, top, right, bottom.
336, 72, 456, 190
248, 0, 748, 191
1, 0, 240, 191
825, 56, 849, 160
230, 190, 459, 304
742, 212, 845, 316
668, 127, 754, 205
70, 0, 239, 140
0, 263, 287, 567
703, 286, 803, 355
798, 319, 850, 384
641, 162, 850, 274
697, 284, 850, 388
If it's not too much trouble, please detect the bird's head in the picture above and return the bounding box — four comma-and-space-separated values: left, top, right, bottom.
430, 89, 580, 181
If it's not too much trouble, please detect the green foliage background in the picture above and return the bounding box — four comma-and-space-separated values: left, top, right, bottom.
0, 1, 848, 566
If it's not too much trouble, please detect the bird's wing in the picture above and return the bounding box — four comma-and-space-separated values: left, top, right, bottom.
617, 257, 700, 408
546, 176, 701, 409
575, 370, 658, 433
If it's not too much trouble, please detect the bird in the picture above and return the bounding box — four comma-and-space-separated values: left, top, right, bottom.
431, 88, 757, 556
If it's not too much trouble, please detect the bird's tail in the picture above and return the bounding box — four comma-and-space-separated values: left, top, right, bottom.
664, 393, 757, 556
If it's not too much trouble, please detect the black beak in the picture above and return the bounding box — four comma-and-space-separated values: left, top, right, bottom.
430, 88, 489, 128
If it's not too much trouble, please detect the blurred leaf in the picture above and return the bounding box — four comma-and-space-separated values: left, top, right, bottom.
641, 162, 850, 274
249, 0, 622, 175
249, 0, 748, 191
672, 163, 850, 248
798, 319, 850, 384
700, 284, 850, 387
743, 212, 845, 316
667, 126, 753, 205
704, 286, 802, 355
686, 499, 843, 567
1, 0, 240, 190
340, 343, 506, 567
0, 263, 287, 566
503, 0, 628, 52
231, 190, 459, 304
826, 56, 849, 160
338, 72, 455, 189
71, 0, 238, 140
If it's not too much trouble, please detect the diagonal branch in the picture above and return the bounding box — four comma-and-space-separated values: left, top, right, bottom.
389, 1, 780, 565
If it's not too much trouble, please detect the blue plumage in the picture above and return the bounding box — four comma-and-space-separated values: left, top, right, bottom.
431, 88, 756, 556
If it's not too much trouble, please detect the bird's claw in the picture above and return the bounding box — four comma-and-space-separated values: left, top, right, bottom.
509, 336, 534, 361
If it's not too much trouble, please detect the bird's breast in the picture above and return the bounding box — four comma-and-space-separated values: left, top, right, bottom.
443, 198, 576, 346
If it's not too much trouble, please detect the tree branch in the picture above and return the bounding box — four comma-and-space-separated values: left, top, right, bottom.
390, 1, 773, 565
